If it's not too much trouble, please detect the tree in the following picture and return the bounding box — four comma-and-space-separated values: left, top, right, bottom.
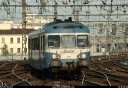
1, 43, 9, 56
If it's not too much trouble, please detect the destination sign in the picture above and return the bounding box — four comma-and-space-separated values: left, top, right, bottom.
78, 36, 87, 39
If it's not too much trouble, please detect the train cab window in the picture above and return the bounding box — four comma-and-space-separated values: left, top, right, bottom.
77, 35, 89, 47
62, 35, 76, 48
48, 35, 60, 47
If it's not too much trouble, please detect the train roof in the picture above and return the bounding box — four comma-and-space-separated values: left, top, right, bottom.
29, 17, 90, 35
28, 28, 42, 36
44, 20, 83, 28
43, 19, 90, 33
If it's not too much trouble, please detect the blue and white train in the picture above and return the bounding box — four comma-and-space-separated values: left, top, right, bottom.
28, 17, 90, 72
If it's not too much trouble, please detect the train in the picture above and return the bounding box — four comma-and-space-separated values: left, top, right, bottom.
28, 17, 90, 76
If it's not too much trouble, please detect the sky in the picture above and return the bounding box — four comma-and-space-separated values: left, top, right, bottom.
0, 0, 127, 36
0, 0, 127, 24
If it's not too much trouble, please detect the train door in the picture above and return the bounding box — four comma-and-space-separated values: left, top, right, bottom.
28, 37, 32, 65
40, 35, 45, 70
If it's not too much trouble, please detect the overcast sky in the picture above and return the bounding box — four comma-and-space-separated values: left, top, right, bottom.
0, 0, 127, 24
0, 0, 127, 37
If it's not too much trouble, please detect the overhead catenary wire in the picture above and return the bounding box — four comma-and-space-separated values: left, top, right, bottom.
0, 0, 127, 24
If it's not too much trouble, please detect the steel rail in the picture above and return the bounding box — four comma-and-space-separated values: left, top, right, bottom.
58, 80, 75, 86
11, 80, 29, 86
0, 64, 6, 68
11, 64, 35, 86
114, 62, 128, 70
101, 63, 116, 72
91, 62, 128, 83
81, 71, 107, 86
0, 64, 16, 79
89, 67, 111, 86
84, 80, 106, 86
0, 71, 11, 74
102, 61, 128, 73
12, 80, 34, 86
105, 72, 128, 82
0, 80, 4, 86
81, 71, 85, 85
39, 79, 76, 86
40, 79, 53, 86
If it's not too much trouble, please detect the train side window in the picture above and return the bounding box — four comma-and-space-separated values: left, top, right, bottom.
37, 37, 40, 50
41, 36, 42, 50
43, 35, 45, 49
32, 37, 40, 50
48, 35, 60, 47
77, 35, 89, 47
28, 38, 31, 50
32, 38, 35, 50
40, 35, 45, 50
34, 38, 36, 50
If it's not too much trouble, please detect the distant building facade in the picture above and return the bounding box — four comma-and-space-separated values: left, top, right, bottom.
25, 13, 53, 29
14, 13, 53, 29
0, 28, 35, 55
0, 13, 52, 55
0, 13, 53, 30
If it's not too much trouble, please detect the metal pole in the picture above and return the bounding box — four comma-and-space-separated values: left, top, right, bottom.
22, 0, 27, 60
54, 0, 58, 18
124, 26, 127, 54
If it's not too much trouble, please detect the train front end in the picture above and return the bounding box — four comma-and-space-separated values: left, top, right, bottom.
44, 19, 90, 71
49, 48, 90, 71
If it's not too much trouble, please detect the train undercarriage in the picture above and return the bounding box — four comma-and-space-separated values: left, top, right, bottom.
24, 61, 90, 80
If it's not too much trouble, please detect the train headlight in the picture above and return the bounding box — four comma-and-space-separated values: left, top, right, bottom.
52, 54, 61, 59
81, 54, 86, 59
57, 55, 61, 59
52, 54, 57, 59
77, 54, 86, 59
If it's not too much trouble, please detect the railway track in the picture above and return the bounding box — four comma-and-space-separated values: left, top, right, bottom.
102, 61, 128, 74
91, 54, 127, 63
90, 60, 128, 86
40, 80, 75, 86
0, 61, 34, 86
81, 67, 111, 86
0, 57, 128, 86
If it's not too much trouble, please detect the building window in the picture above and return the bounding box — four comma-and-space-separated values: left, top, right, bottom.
17, 48, 20, 53
10, 48, 13, 54
17, 38, 20, 43
2, 38, 5, 43
10, 38, 13, 43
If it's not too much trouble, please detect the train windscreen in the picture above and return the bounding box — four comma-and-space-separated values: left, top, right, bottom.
77, 35, 89, 47
62, 35, 76, 48
48, 35, 60, 47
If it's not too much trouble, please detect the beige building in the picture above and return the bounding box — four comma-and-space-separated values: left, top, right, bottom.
0, 13, 52, 55
0, 13, 53, 30
13, 13, 53, 30
0, 28, 34, 55
25, 13, 53, 29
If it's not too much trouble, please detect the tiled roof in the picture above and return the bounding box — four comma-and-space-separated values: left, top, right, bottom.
0, 28, 35, 34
